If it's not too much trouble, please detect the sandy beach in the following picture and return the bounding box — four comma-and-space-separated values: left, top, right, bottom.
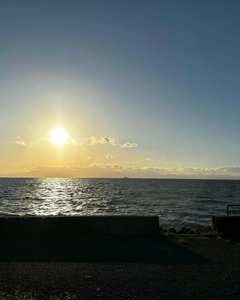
0, 234, 240, 299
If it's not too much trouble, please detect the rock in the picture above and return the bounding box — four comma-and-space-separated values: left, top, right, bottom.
178, 227, 188, 234
168, 227, 177, 234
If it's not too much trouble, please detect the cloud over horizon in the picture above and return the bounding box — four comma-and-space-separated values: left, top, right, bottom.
4, 164, 240, 179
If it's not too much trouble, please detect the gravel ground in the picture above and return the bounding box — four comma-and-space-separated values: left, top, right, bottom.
0, 235, 240, 299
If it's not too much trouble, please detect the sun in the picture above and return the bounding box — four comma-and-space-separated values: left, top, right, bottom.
51, 128, 68, 145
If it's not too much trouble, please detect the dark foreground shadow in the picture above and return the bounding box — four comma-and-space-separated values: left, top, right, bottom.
0, 235, 211, 264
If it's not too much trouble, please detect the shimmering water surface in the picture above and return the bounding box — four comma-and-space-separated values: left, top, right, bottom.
1, 178, 240, 229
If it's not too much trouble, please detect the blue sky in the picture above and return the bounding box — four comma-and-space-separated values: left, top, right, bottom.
1, 0, 240, 178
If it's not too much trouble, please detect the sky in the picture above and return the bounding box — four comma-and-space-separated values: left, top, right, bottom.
1, 0, 240, 179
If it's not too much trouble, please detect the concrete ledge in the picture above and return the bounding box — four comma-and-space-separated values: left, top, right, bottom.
212, 216, 240, 237
0, 215, 160, 239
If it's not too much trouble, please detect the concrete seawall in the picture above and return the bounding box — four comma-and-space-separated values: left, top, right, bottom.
212, 216, 240, 237
0, 215, 159, 239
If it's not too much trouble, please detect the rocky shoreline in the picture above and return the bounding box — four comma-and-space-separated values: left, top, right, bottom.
160, 225, 215, 235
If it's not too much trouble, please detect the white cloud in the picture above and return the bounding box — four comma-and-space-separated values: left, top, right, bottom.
69, 138, 82, 145
0, 136, 26, 146
41, 136, 82, 146
87, 136, 118, 146
121, 142, 138, 148
142, 158, 152, 161
15, 140, 26, 146
86, 136, 138, 149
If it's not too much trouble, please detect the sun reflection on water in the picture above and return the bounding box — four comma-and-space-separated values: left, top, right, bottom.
0, 177, 234, 229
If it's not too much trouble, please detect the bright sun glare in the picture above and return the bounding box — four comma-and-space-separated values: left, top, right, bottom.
51, 128, 68, 145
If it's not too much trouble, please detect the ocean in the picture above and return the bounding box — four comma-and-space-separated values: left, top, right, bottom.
0, 178, 240, 230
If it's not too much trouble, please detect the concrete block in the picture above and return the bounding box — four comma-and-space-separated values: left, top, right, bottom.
0, 215, 159, 239
212, 216, 240, 237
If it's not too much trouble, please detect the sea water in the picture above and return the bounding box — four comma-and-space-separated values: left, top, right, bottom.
0, 178, 240, 229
